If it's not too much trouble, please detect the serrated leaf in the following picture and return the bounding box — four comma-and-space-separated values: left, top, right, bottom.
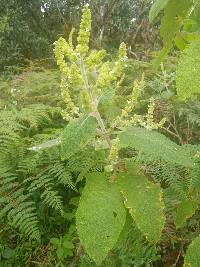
76, 172, 126, 265
184, 236, 200, 266
119, 126, 194, 168
149, 0, 170, 23
172, 199, 198, 229
117, 165, 165, 243
176, 37, 200, 100
61, 116, 97, 160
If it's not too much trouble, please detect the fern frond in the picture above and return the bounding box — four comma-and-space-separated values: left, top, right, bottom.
148, 161, 190, 200
41, 189, 64, 214
0, 181, 40, 240
120, 126, 194, 168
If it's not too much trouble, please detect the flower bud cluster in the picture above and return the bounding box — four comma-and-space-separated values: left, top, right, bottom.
76, 4, 91, 55
106, 138, 121, 172
146, 98, 166, 130
112, 75, 166, 130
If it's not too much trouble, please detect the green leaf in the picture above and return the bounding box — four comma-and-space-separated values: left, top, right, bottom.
119, 126, 194, 168
160, 0, 191, 45
160, 1, 180, 45
57, 247, 64, 260
175, 35, 187, 51
117, 165, 165, 243
172, 199, 198, 229
149, 0, 170, 23
184, 236, 200, 266
152, 0, 192, 66
50, 238, 60, 247
2, 248, 15, 259
61, 116, 97, 160
176, 37, 200, 100
62, 240, 74, 250
76, 172, 126, 265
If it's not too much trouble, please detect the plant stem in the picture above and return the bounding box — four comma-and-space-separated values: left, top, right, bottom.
94, 110, 112, 147
79, 56, 112, 147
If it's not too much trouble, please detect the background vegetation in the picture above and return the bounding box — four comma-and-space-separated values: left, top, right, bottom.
0, 0, 200, 266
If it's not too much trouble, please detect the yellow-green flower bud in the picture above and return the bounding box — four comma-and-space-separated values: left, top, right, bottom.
76, 4, 91, 55
60, 77, 79, 121
146, 97, 155, 129
108, 138, 121, 164
68, 63, 83, 87
54, 37, 76, 67
112, 75, 144, 129
132, 114, 146, 127
111, 42, 127, 80
146, 98, 166, 130
96, 62, 111, 87
85, 49, 107, 68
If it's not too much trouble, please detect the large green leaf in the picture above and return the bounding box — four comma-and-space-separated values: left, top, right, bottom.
149, 0, 170, 23
61, 116, 97, 160
184, 236, 200, 266
119, 126, 194, 168
172, 199, 198, 229
117, 165, 165, 243
160, 0, 189, 45
153, 0, 192, 66
176, 37, 200, 100
160, 0, 191, 45
76, 172, 126, 265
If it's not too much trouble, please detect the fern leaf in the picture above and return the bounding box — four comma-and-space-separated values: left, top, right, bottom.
190, 160, 200, 192
0, 187, 40, 241
76, 172, 126, 265
149, 162, 190, 200
26, 167, 65, 214
119, 126, 194, 168
41, 190, 64, 214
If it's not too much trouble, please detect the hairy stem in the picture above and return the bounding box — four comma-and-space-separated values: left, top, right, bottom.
79, 56, 111, 147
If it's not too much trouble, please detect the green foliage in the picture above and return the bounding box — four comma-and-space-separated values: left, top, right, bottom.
176, 37, 200, 100
117, 165, 165, 243
160, 0, 191, 46
150, 0, 197, 66
0, 179, 41, 241
0, 68, 75, 242
76, 172, 126, 265
50, 225, 76, 263
149, 0, 170, 23
112, 217, 160, 266
119, 126, 193, 167
53, 5, 200, 265
190, 157, 200, 191
2, 2, 200, 266
172, 199, 198, 229
184, 236, 200, 267
61, 116, 97, 160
